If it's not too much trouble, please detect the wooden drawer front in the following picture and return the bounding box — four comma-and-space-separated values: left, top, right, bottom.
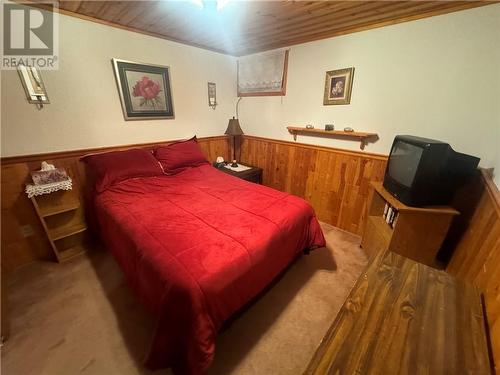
242, 172, 261, 184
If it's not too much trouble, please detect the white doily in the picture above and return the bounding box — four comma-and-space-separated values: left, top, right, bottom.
25, 178, 73, 198
223, 164, 252, 172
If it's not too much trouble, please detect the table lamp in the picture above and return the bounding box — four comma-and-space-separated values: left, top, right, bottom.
225, 117, 244, 167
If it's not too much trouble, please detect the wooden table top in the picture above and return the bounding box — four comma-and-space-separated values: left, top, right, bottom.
213, 164, 262, 176
305, 250, 491, 375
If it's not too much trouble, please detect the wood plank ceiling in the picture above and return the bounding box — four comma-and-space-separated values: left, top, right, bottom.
33, 1, 494, 56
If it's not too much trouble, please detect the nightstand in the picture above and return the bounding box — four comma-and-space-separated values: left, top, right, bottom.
214, 163, 263, 184
28, 183, 88, 263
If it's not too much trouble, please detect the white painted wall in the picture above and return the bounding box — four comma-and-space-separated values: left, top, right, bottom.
1, 4, 237, 156
1, 4, 499, 188
238, 5, 500, 182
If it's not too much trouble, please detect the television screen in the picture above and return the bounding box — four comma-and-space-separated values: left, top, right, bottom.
388, 141, 423, 188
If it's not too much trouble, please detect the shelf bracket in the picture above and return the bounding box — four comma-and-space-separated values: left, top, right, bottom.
288, 128, 298, 141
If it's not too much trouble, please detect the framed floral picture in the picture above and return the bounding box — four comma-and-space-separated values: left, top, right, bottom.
112, 58, 174, 120
323, 67, 354, 105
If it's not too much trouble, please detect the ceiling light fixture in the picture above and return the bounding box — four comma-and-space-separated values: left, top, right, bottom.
189, 0, 230, 11
216, 0, 230, 11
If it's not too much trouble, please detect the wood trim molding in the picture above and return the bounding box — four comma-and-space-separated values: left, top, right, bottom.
0, 135, 229, 165
242, 135, 388, 161
1, 133, 387, 166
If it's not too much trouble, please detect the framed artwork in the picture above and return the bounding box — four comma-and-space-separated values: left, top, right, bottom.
112, 58, 174, 120
323, 67, 354, 105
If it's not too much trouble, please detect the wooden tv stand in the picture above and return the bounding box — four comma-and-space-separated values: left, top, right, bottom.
361, 182, 459, 268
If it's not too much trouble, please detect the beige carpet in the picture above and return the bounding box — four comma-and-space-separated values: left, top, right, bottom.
1, 223, 367, 375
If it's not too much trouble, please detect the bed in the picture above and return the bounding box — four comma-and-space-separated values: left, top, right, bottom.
83, 139, 325, 374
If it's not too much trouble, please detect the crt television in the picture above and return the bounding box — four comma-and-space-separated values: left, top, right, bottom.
383, 135, 480, 207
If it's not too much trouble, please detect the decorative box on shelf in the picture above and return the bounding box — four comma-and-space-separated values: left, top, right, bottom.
26, 164, 88, 263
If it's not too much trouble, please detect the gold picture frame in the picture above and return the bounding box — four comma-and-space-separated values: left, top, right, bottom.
323, 67, 354, 105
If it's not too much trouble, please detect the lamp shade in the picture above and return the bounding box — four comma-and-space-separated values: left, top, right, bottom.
224, 117, 244, 136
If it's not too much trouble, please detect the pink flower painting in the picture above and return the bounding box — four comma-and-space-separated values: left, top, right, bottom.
132, 76, 163, 108
113, 59, 174, 119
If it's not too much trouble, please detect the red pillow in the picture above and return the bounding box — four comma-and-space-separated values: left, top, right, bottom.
154, 136, 208, 174
81, 148, 163, 193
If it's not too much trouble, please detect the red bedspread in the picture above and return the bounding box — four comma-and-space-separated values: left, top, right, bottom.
94, 164, 325, 374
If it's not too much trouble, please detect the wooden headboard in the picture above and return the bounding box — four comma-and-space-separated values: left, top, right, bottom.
0, 135, 230, 272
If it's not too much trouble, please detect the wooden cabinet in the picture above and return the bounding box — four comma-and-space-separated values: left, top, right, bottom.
31, 189, 88, 262
361, 182, 459, 268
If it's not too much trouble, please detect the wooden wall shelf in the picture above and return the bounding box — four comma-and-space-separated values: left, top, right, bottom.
49, 222, 87, 241
287, 126, 378, 150
39, 201, 81, 218
31, 189, 88, 263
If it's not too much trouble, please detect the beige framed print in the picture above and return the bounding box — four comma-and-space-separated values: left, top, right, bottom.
323, 67, 354, 105
112, 58, 174, 120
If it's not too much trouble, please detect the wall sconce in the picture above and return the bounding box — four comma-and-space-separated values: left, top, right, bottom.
17, 64, 49, 109
208, 82, 217, 110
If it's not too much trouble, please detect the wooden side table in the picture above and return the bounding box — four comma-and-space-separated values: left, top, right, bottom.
361, 181, 459, 268
30, 185, 88, 262
213, 163, 263, 184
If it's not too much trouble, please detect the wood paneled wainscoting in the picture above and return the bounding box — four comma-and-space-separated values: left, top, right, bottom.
239, 135, 387, 235
1, 136, 231, 272
447, 169, 500, 372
